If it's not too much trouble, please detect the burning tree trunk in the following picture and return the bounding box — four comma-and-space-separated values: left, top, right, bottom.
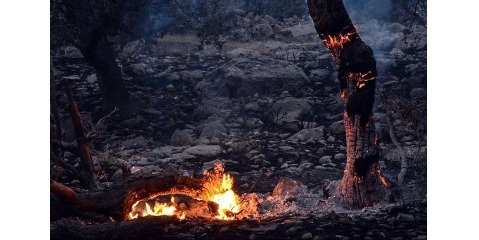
307, 0, 387, 208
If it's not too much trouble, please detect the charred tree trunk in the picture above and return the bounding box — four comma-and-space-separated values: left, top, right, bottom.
63, 80, 99, 189
62, 0, 130, 115
308, 0, 385, 208
82, 33, 130, 114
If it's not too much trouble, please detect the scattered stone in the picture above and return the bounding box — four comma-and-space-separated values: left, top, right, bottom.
245, 117, 263, 129
85, 73, 97, 83
170, 129, 194, 146
302, 232, 314, 240
319, 156, 333, 165
271, 97, 312, 129
329, 120, 345, 135
334, 153, 346, 161
285, 226, 301, 235
121, 39, 145, 57
183, 145, 222, 157
272, 177, 308, 197
200, 121, 228, 140
396, 213, 415, 222
111, 169, 123, 182
289, 127, 325, 142
279, 146, 295, 152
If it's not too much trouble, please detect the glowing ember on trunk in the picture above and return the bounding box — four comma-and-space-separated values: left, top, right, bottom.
322, 32, 355, 50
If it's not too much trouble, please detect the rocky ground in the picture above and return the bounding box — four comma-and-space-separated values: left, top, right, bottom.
51, 12, 427, 239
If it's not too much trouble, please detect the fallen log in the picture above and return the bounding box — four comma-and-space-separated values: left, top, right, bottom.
50, 173, 203, 220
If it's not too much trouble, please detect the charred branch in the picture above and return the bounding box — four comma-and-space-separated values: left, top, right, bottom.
63, 80, 98, 189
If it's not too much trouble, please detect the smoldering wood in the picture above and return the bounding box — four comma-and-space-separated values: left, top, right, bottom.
50, 173, 203, 220
307, 0, 385, 208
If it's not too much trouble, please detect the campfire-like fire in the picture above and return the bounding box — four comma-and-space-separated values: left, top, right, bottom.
127, 162, 245, 221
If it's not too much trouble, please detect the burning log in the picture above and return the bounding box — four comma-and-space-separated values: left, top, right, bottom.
307, 0, 390, 208
51, 162, 256, 221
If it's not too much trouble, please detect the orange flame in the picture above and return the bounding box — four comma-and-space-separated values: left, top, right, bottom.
128, 196, 185, 220
206, 174, 241, 220
322, 32, 356, 51
347, 71, 376, 88
127, 163, 242, 221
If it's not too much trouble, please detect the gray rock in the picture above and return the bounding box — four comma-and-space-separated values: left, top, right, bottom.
54, 45, 83, 58
252, 23, 274, 39
227, 48, 249, 59
396, 213, 415, 222
272, 177, 308, 197
121, 39, 145, 57
329, 120, 345, 135
271, 97, 312, 128
111, 169, 123, 182
86, 73, 97, 83
309, 69, 330, 81
334, 153, 346, 161
230, 140, 257, 153
147, 146, 186, 158
179, 70, 204, 82
410, 88, 426, 103
129, 63, 153, 75
170, 129, 193, 146
289, 127, 325, 142
170, 153, 196, 161
231, 28, 251, 42
245, 117, 263, 129
244, 102, 261, 112
319, 156, 333, 165
302, 232, 314, 240
165, 84, 175, 91
195, 58, 307, 98
122, 136, 148, 150
183, 145, 222, 157
279, 146, 295, 151
194, 137, 210, 146
200, 121, 228, 140
285, 226, 301, 235
193, 97, 232, 120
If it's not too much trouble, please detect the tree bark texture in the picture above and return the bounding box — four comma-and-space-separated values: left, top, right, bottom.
308, 0, 383, 208
83, 34, 130, 113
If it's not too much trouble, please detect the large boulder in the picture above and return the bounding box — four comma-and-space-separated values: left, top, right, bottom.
288, 127, 325, 143
195, 58, 308, 98
170, 129, 194, 147
270, 97, 312, 130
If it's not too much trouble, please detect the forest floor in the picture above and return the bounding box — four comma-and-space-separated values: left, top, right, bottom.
51, 17, 427, 239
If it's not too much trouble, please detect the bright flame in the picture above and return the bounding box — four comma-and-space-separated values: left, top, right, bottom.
322, 32, 355, 50
128, 196, 185, 220
347, 71, 376, 89
127, 163, 244, 221
322, 32, 356, 64
209, 174, 241, 220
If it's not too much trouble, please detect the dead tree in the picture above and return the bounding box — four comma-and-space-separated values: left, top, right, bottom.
64, 80, 99, 189
308, 0, 389, 208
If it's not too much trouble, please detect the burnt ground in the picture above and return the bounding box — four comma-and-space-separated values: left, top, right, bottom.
51, 15, 427, 240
